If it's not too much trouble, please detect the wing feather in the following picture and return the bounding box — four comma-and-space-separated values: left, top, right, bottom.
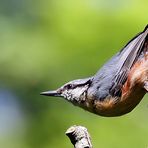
110, 25, 148, 96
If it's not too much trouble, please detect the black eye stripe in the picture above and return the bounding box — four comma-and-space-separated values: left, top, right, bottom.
65, 80, 91, 89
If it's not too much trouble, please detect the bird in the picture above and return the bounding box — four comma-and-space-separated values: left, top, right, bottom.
41, 25, 148, 117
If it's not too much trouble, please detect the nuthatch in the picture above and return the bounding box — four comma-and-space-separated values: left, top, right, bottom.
41, 25, 148, 117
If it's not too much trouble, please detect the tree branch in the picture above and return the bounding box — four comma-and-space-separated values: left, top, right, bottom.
66, 125, 93, 148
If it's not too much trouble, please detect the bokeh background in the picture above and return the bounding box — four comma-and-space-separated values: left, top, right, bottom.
0, 0, 148, 148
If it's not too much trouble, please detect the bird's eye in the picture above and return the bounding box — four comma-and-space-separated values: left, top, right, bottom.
66, 84, 72, 89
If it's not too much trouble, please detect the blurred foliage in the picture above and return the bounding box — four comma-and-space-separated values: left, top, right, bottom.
0, 0, 148, 148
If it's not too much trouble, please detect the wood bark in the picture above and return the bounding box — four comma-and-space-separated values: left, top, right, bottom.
66, 125, 93, 148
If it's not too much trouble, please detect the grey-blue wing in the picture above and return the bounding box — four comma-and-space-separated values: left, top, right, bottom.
109, 25, 148, 96
92, 25, 148, 100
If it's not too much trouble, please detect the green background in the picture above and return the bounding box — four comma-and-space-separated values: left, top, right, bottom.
0, 0, 147, 147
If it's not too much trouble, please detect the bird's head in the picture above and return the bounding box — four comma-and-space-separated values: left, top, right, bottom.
40, 78, 92, 104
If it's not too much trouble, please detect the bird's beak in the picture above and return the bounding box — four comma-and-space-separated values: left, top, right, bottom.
40, 90, 61, 97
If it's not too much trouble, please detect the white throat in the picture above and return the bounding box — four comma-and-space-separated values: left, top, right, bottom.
62, 85, 89, 102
